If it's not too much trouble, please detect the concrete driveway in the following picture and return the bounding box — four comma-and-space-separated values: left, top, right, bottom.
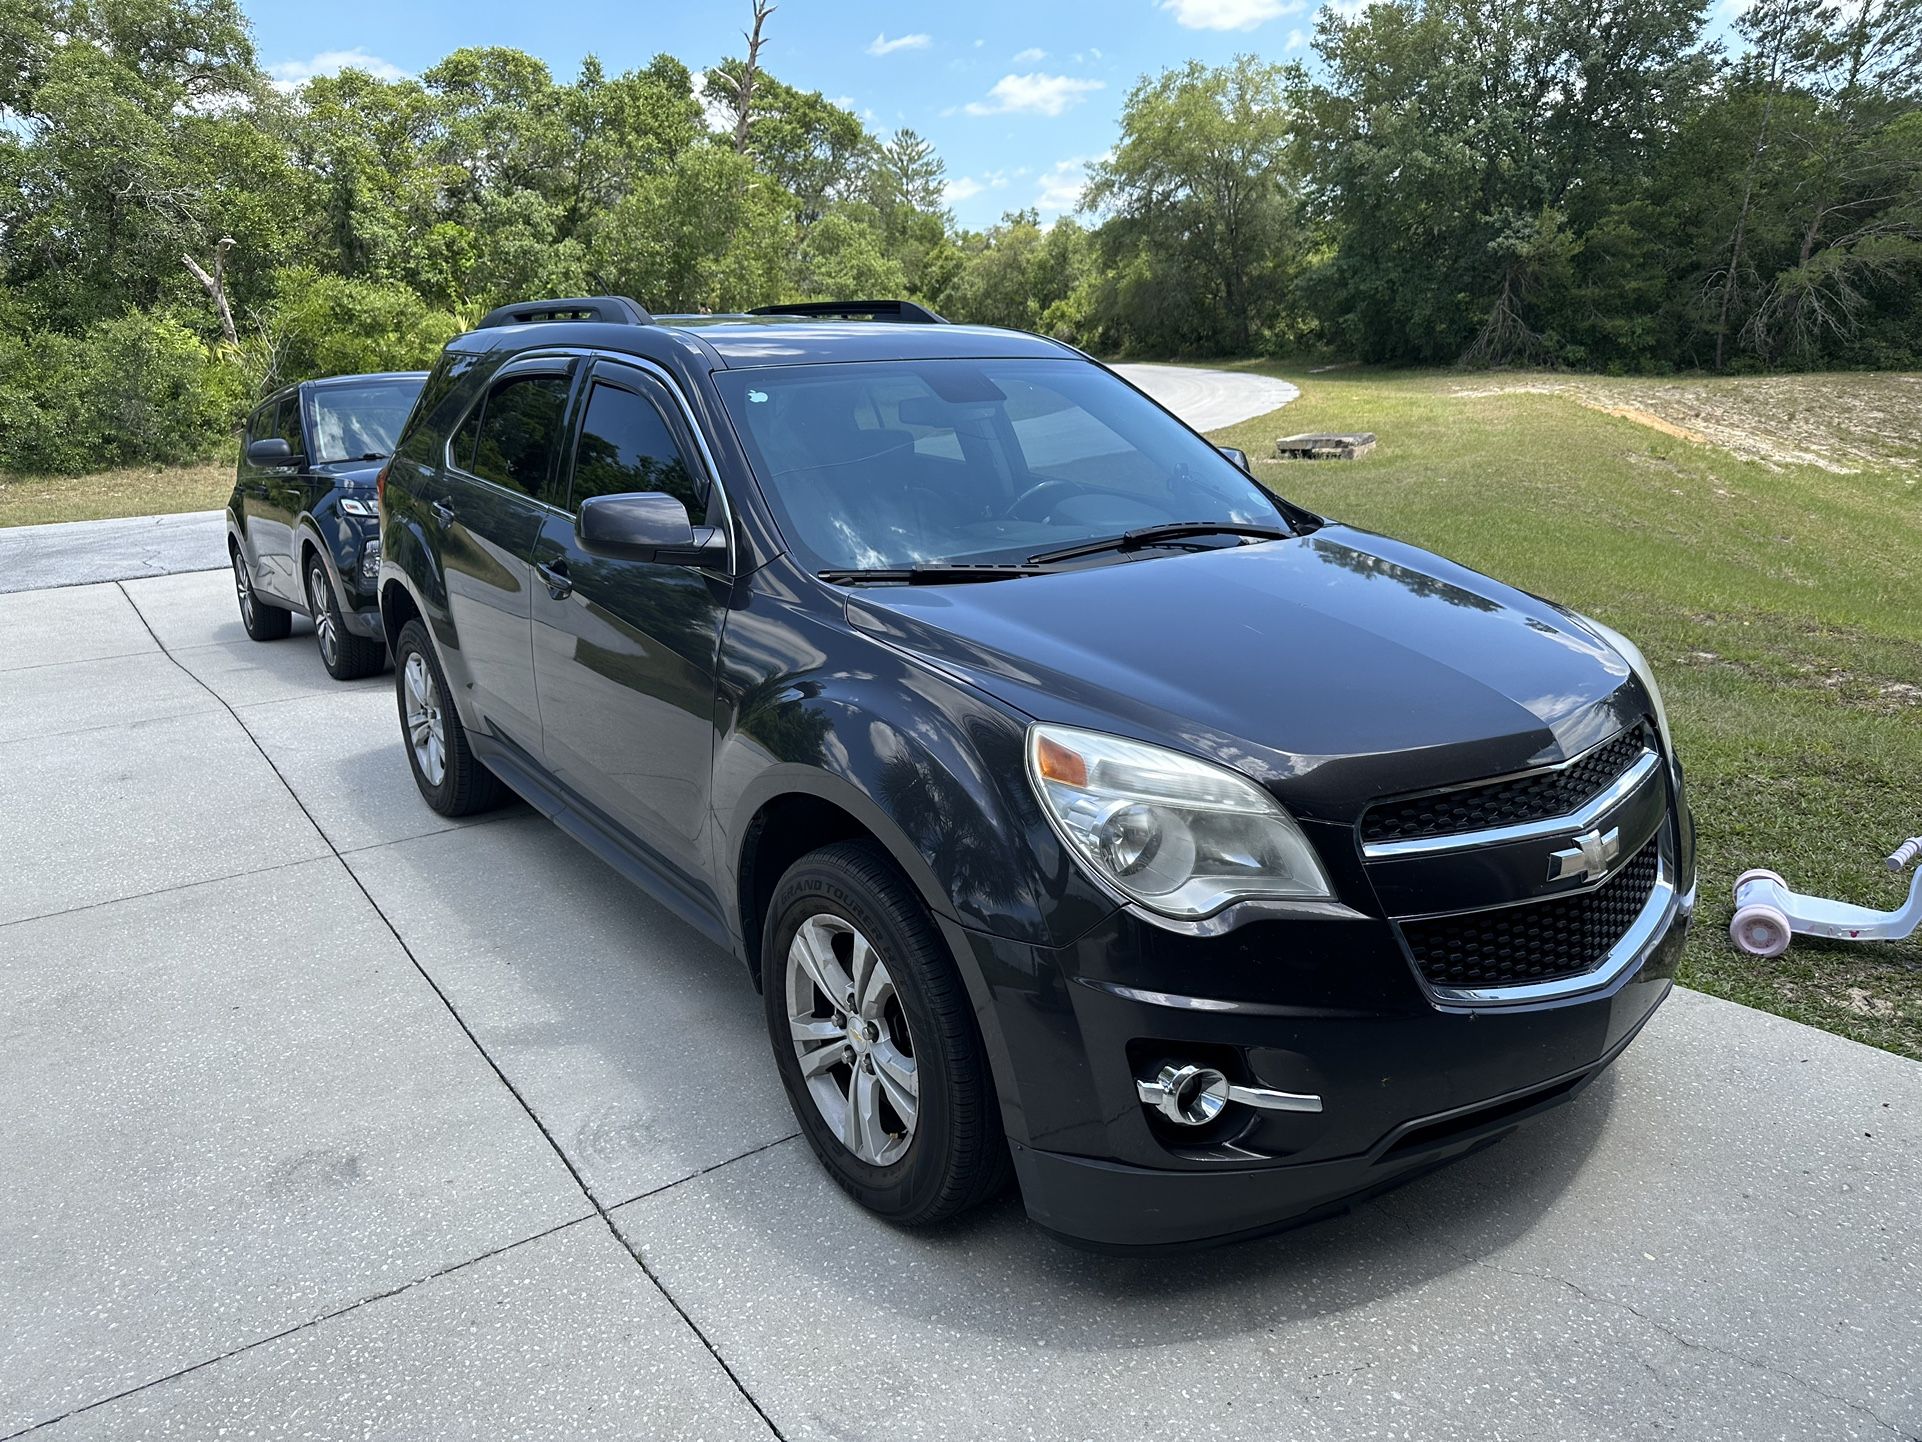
3, 569, 1918, 1442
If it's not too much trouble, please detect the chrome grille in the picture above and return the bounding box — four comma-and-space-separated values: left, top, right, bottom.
1400, 837, 1661, 992
1361, 723, 1654, 846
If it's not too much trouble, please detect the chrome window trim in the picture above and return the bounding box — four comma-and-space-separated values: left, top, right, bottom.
441, 354, 575, 502
1362, 748, 1661, 861
1424, 840, 1678, 1008
584, 354, 736, 576
436, 348, 737, 576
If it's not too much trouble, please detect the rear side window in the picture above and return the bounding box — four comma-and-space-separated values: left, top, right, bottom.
463, 374, 569, 496
266, 396, 303, 454
570, 383, 703, 517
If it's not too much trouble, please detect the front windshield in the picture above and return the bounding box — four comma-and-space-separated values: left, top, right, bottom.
714, 358, 1287, 571
308, 378, 424, 463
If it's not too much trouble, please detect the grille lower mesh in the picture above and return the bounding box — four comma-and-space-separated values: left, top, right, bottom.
1401, 838, 1661, 992
1361, 724, 1653, 846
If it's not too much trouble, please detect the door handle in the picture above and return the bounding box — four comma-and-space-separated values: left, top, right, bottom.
431, 499, 456, 525
537, 559, 573, 599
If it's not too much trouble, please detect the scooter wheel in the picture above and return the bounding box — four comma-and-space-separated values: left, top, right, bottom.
1734, 868, 1788, 894
1730, 903, 1793, 958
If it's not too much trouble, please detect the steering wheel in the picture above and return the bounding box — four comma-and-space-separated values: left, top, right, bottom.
1002, 480, 1081, 522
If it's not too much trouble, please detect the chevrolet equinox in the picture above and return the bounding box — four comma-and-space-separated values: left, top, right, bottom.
375, 295, 1695, 1249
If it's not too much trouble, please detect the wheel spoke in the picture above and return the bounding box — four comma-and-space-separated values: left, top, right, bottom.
797, 1037, 849, 1080
856, 951, 892, 1021
870, 1040, 918, 1125
845, 1065, 885, 1160
789, 1015, 845, 1045
793, 916, 854, 1008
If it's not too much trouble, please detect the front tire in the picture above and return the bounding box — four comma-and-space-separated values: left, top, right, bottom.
306, 555, 385, 681
232, 546, 291, 641
763, 840, 1008, 1226
392, 617, 508, 816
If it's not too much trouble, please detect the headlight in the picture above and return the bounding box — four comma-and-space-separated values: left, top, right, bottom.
1573, 612, 1677, 767
1027, 724, 1333, 919
338, 496, 377, 517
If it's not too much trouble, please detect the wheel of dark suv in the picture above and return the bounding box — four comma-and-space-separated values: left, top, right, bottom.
231, 546, 291, 641
392, 617, 508, 816
306, 555, 385, 681
763, 840, 1009, 1225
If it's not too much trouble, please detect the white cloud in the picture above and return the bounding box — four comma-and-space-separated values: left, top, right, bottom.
1285, 26, 1308, 46
1012, 46, 1048, 63
1035, 154, 1104, 215
963, 72, 1104, 118
867, 32, 932, 56
1159, 0, 1300, 30
267, 48, 408, 90
944, 170, 1012, 205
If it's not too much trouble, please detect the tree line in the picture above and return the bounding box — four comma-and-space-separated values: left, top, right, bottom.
1, 0, 1917, 474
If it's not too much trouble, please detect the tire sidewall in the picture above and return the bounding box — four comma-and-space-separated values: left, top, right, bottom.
763, 857, 958, 1217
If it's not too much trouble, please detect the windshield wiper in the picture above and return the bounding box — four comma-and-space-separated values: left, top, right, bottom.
1027, 522, 1292, 566
817, 563, 1058, 585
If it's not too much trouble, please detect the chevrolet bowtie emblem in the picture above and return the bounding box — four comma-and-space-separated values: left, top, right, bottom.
1549, 826, 1621, 884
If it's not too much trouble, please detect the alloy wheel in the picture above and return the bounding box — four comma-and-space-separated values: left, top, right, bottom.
233, 553, 255, 627
403, 650, 447, 786
308, 565, 338, 666
785, 912, 919, 1166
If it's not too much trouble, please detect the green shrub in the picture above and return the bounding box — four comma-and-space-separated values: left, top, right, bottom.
261, 270, 464, 387
0, 311, 243, 474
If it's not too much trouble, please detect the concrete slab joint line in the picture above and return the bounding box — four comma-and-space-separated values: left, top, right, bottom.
1376, 1203, 1920, 1442
99, 580, 788, 1442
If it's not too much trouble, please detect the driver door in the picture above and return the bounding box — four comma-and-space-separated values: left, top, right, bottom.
530, 360, 730, 884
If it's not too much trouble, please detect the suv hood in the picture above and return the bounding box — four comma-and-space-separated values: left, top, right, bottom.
845, 526, 1640, 818
314, 459, 384, 488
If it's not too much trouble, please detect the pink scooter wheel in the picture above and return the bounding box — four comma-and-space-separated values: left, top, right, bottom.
1730, 903, 1792, 958
1734, 868, 1787, 893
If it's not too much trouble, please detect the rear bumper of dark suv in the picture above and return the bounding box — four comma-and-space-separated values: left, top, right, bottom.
948, 839, 1694, 1251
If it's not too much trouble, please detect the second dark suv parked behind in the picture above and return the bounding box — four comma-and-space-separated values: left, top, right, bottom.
377, 296, 1695, 1249
229, 371, 426, 679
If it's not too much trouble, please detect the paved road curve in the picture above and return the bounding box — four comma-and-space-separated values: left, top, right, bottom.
1, 571, 1917, 1438
0, 364, 1298, 594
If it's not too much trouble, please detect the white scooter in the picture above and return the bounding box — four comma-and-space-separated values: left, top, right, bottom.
1730, 837, 1922, 957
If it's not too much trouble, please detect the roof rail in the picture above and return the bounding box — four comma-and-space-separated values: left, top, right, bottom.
476, 295, 654, 329
748, 299, 949, 325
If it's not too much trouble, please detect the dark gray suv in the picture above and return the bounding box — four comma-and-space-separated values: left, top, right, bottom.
376, 296, 1695, 1249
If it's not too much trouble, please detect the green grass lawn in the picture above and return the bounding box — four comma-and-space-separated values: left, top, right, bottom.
0, 460, 233, 528
1207, 365, 1922, 1059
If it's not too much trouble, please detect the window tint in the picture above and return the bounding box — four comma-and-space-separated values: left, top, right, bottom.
269, 396, 303, 454
570, 382, 703, 516
468, 374, 569, 496
247, 403, 275, 445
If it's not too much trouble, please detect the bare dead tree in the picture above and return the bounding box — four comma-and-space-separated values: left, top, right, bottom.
707, 0, 775, 154
182, 236, 238, 347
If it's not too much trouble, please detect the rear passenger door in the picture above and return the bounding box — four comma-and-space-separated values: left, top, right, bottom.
434, 357, 575, 756
529, 360, 729, 883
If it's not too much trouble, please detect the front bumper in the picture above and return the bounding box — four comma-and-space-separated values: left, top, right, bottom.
946, 874, 1692, 1250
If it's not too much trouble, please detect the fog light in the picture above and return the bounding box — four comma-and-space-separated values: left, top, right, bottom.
1136, 1061, 1324, 1126
359, 543, 381, 582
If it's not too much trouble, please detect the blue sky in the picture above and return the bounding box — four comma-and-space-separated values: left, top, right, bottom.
247, 0, 1339, 230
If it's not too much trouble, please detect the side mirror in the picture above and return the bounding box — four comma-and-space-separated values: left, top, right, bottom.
577, 492, 728, 568
247, 438, 297, 468
1218, 445, 1251, 472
